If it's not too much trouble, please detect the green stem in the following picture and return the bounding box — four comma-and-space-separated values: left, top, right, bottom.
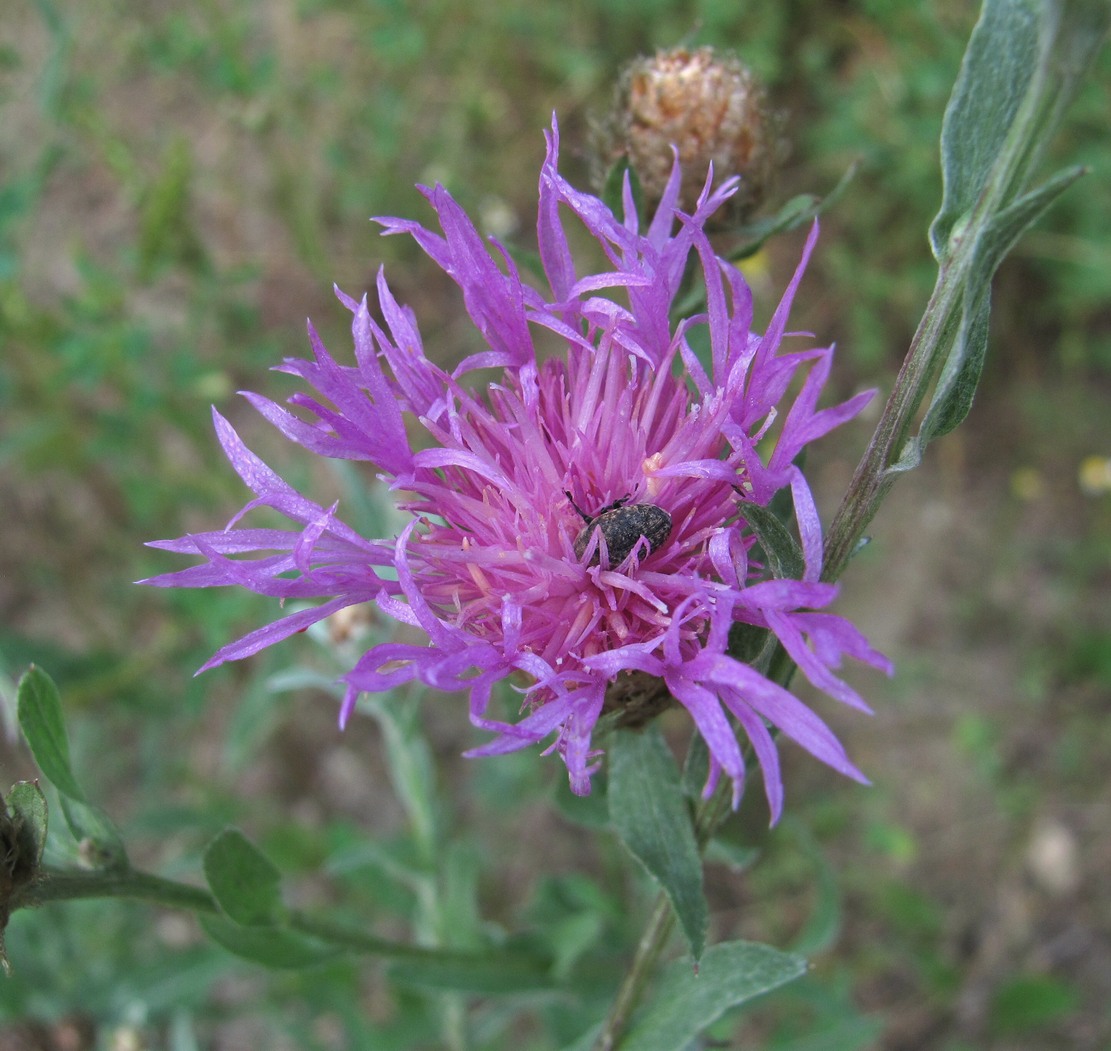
16, 866, 218, 914
821, 261, 965, 582
594, 895, 675, 1051
13, 865, 550, 974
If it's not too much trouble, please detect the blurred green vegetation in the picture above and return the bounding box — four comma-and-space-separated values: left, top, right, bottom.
1, 0, 1108, 1048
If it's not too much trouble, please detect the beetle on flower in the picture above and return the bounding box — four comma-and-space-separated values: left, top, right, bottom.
566, 492, 673, 566
144, 118, 891, 823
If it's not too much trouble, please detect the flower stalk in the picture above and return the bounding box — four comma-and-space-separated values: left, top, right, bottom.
12, 863, 552, 974
821, 264, 965, 583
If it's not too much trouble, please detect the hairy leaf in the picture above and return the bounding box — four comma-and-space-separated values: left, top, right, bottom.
619, 940, 807, 1050
609, 725, 707, 961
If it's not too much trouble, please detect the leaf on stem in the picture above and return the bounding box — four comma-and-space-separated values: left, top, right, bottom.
903, 0, 1108, 473
932, 0, 1108, 262
203, 828, 284, 926
608, 725, 707, 962
200, 829, 329, 968
616, 940, 806, 1050
728, 161, 858, 262
15, 667, 128, 867
740, 501, 805, 582
930, 0, 1043, 261
15, 666, 86, 804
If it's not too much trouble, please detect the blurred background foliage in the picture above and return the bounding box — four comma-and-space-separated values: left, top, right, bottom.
1, 0, 1109, 1048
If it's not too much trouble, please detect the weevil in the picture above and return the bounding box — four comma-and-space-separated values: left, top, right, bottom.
565, 491, 672, 566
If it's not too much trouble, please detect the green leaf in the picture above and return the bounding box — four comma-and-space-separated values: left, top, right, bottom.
916, 285, 991, 447
918, 165, 1084, 449
362, 693, 440, 856
728, 161, 858, 261
910, 0, 1108, 466
15, 666, 86, 803
200, 914, 340, 970
979, 163, 1087, 274
726, 620, 775, 670
704, 838, 760, 871
59, 796, 128, 870
679, 731, 711, 801
618, 940, 807, 1050
609, 725, 707, 961
930, 0, 1043, 260
203, 828, 284, 926
6, 782, 48, 872
740, 501, 805, 582
931, 0, 1109, 262
546, 910, 606, 982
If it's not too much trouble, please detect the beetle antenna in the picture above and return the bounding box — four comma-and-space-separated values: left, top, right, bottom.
564, 490, 592, 523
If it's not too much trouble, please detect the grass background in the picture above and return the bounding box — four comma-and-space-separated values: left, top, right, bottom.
1, 0, 1109, 1048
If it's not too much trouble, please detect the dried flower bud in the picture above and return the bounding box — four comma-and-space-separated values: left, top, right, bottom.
592, 47, 781, 220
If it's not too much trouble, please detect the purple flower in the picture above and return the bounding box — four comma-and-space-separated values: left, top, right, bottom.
144, 119, 891, 822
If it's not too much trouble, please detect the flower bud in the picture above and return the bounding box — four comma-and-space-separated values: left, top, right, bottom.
592, 47, 781, 220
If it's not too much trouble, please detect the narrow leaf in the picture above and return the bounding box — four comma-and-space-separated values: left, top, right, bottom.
200, 914, 339, 969
931, 0, 1108, 261
600, 157, 637, 218
203, 828, 284, 926
16, 667, 86, 803
930, 0, 1042, 259
979, 163, 1087, 276
618, 940, 807, 1050
609, 726, 707, 961
740, 501, 805, 581
921, 165, 1084, 446
729, 161, 858, 261
918, 287, 991, 444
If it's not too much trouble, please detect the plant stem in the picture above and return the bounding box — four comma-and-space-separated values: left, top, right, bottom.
13, 864, 551, 974
593, 894, 675, 1051
16, 866, 218, 914
821, 261, 965, 583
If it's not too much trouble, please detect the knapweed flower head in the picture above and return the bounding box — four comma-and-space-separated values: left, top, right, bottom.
592, 47, 780, 219
144, 118, 890, 823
